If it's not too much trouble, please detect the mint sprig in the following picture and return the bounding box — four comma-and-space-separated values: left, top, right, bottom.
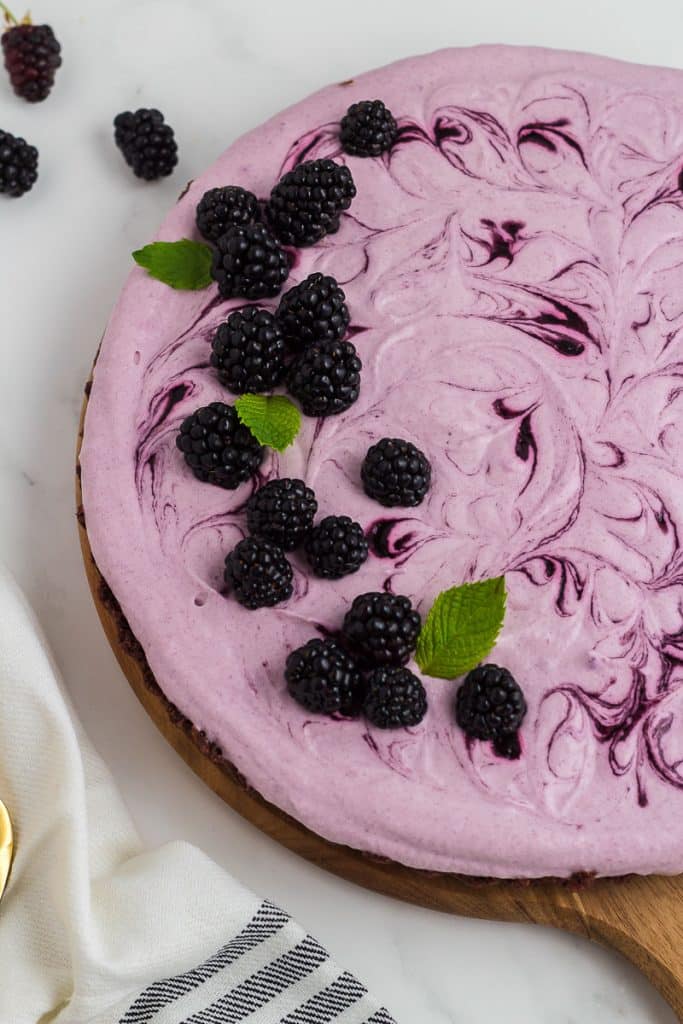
415, 577, 506, 679
132, 239, 213, 290
235, 394, 301, 452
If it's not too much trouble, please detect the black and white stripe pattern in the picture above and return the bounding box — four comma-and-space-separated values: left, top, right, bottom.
118, 900, 396, 1024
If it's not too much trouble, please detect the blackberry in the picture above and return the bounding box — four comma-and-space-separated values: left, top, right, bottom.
361, 437, 431, 507
0, 129, 37, 196
455, 664, 527, 760
246, 478, 317, 551
286, 638, 363, 716
224, 536, 293, 610
1, 13, 61, 103
288, 339, 361, 417
266, 158, 356, 247
176, 402, 264, 489
342, 592, 421, 667
364, 666, 427, 728
304, 515, 368, 579
114, 108, 178, 180
211, 307, 286, 394
211, 223, 289, 300
340, 100, 397, 157
276, 272, 350, 352
196, 185, 259, 242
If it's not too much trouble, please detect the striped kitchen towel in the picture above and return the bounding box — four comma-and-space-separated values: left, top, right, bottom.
118, 901, 394, 1024
0, 564, 395, 1024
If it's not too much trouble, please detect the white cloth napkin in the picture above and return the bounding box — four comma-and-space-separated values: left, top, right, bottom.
0, 565, 395, 1024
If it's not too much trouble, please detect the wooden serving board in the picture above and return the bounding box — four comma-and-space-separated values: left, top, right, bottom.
76, 391, 683, 1018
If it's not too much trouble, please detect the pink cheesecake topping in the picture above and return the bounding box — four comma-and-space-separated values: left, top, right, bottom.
81, 46, 683, 878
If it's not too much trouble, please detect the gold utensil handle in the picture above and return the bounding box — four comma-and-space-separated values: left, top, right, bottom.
0, 800, 13, 902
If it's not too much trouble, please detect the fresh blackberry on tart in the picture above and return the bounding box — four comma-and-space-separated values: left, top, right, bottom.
196, 185, 260, 241
304, 516, 369, 580
176, 403, 264, 489
224, 537, 293, 610
343, 592, 421, 667
340, 99, 398, 157
211, 307, 286, 395
211, 223, 290, 300
288, 339, 361, 417
361, 438, 431, 508
246, 478, 318, 552
276, 273, 350, 352
266, 158, 356, 247
286, 638, 364, 716
455, 664, 527, 760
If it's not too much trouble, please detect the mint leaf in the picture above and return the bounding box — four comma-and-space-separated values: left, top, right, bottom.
235, 394, 301, 452
415, 577, 506, 679
132, 239, 213, 290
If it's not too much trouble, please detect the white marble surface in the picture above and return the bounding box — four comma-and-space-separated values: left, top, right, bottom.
1, 0, 681, 1020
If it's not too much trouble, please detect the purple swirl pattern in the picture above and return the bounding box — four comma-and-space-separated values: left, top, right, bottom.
81, 48, 683, 876
277, 81, 683, 809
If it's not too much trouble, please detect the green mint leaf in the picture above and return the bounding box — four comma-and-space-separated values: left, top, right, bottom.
132, 239, 213, 290
235, 394, 301, 452
415, 576, 506, 679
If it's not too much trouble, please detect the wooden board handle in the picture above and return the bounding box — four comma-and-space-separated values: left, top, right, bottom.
572, 875, 683, 1018
311, 856, 683, 1018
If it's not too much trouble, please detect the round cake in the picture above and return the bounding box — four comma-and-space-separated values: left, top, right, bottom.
80, 45, 683, 879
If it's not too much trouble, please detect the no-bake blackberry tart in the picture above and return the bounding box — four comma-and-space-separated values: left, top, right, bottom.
79, 45, 683, 881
